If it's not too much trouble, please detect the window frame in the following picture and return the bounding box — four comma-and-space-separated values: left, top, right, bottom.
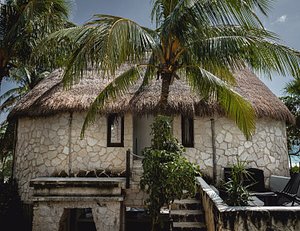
107, 114, 124, 147
181, 116, 194, 148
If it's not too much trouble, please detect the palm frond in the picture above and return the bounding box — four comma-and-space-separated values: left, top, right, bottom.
151, 0, 177, 26
159, 0, 269, 41
0, 87, 20, 102
137, 54, 158, 92
0, 94, 21, 113
182, 25, 300, 79
0, 0, 70, 84
285, 78, 300, 96
184, 65, 255, 139
5, 0, 69, 44
38, 14, 158, 88
244, 42, 300, 79
87, 14, 159, 69
81, 66, 141, 137
181, 51, 237, 84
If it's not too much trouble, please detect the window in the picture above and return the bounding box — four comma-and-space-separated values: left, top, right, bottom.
107, 114, 124, 147
182, 116, 194, 147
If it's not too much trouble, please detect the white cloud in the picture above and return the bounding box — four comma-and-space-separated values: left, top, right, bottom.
276, 15, 287, 23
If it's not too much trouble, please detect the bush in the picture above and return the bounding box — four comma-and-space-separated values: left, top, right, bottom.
0, 179, 24, 230
290, 165, 300, 174
222, 160, 251, 206
140, 116, 199, 230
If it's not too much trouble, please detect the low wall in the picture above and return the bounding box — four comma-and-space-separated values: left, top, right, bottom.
197, 177, 300, 231
30, 177, 124, 231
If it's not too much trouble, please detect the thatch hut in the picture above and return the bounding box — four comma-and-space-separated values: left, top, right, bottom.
10, 67, 293, 230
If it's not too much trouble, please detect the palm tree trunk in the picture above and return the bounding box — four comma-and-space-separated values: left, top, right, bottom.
159, 73, 172, 109
0, 49, 9, 80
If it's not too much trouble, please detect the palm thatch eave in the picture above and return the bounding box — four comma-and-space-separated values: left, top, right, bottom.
8, 67, 295, 124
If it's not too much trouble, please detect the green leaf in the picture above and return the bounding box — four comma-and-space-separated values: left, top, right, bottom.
81, 66, 141, 137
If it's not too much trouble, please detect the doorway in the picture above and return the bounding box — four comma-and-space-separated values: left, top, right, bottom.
59, 208, 96, 231
133, 115, 154, 155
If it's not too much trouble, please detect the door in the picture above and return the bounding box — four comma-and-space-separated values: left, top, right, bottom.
133, 115, 154, 155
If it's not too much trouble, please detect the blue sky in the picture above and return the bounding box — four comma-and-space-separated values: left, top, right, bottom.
1, 0, 300, 122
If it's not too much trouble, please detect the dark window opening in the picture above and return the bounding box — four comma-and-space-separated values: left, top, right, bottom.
107, 114, 124, 147
59, 208, 96, 231
182, 116, 194, 147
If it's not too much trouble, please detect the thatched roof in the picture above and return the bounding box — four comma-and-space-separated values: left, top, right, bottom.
9, 67, 294, 123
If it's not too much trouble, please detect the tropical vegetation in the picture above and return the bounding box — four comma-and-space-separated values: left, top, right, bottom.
38, 0, 300, 139
0, 67, 49, 114
281, 78, 300, 165
0, 0, 70, 84
222, 159, 251, 206
0, 0, 71, 181
140, 116, 199, 230
0, 121, 14, 181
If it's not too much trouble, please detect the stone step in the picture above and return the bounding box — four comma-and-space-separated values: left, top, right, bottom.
171, 210, 204, 223
131, 164, 143, 169
132, 168, 143, 173
133, 160, 142, 166
171, 210, 203, 216
172, 222, 206, 231
173, 199, 201, 204
171, 201, 202, 210
132, 168, 143, 174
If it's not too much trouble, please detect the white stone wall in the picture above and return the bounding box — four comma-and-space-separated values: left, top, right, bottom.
14, 113, 132, 202
32, 201, 121, 231
173, 116, 289, 184
14, 112, 289, 203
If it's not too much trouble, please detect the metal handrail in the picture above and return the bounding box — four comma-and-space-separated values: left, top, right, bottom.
130, 152, 144, 159
126, 149, 145, 189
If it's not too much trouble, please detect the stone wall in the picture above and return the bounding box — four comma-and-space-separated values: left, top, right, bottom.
173, 116, 289, 184
14, 113, 289, 203
32, 201, 121, 231
198, 177, 300, 231
14, 113, 132, 202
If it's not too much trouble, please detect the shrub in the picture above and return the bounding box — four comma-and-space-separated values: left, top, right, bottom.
223, 159, 251, 206
140, 116, 199, 230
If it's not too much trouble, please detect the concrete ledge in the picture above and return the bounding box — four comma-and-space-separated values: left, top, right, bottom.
30, 177, 126, 187
32, 196, 124, 202
30, 177, 126, 197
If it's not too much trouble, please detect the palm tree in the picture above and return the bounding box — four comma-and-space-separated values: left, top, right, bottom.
0, 67, 49, 180
0, 120, 14, 181
39, 0, 300, 139
286, 77, 300, 96
281, 78, 300, 158
0, 0, 70, 83
0, 67, 49, 114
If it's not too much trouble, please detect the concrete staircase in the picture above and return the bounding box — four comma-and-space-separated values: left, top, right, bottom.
131, 160, 143, 186
170, 196, 207, 231
131, 160, 207, 231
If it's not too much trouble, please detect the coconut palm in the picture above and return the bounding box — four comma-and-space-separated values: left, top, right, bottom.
286, 77, 300, 96
0, 121, 14, 181
0, 67, 49, 180
0, 67, 49, 114
39, 0, 300, 139
281, 78, 300, 157
0, 0, 70, 83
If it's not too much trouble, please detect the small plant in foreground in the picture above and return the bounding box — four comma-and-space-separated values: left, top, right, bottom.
223, 159, 251, 206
